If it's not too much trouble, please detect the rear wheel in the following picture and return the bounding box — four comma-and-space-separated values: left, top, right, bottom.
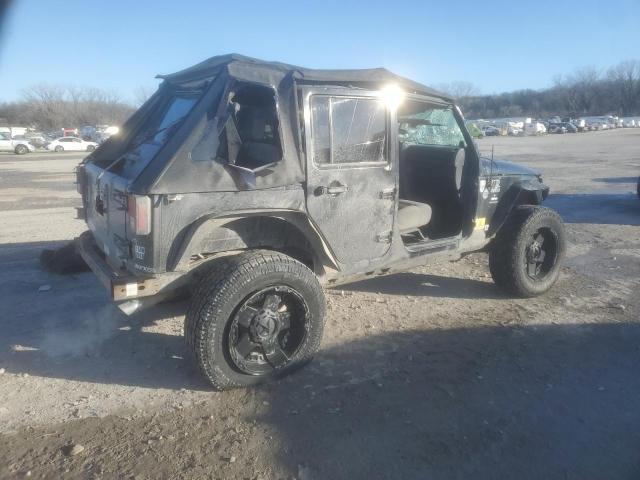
489, 206, 566, 297
185, 250, 325, 390
86, 145, 95, 152
14, 144, 28, 155
54, 145, 64, 152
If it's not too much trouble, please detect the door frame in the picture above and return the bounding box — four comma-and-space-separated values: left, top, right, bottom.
300, 85, 399, 266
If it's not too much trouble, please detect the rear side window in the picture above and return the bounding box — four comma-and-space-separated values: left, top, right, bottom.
311, 96, 387, 166
192, 82, 283, 172
119, 93, 199, 179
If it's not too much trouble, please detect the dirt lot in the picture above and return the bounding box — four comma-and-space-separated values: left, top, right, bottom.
0, 130, 639, 479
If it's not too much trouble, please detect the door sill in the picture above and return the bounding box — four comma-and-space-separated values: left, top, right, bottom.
403, 235, 459, 255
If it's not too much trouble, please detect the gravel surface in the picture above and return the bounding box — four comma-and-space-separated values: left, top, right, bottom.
0, 130, 639, 479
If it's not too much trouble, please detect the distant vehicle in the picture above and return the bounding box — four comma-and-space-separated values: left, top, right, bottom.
524, 122, 546, 135
16, 132, 48, 148
61, 128, 79, 137
0, 131, 35, 154
46, 137, 98, 152
623, 118, 636, 128
507, 126, 522, 136
587, 122, 605, 131
548, 124, 566, 134
81, 124, 120, 143
561, 122, 578, 133
482, 125, 501, 136
571, 118, 587, 131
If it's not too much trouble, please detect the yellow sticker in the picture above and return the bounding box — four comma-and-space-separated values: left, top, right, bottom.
474, 217, 486, 229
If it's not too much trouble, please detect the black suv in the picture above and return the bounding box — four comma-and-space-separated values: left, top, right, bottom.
76, 54, 566, 389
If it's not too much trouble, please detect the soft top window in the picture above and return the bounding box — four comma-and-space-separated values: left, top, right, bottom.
191, 82, 282, 180
226, 83, 282, 171
96, 91, 202, 179
114, 90, 200, 179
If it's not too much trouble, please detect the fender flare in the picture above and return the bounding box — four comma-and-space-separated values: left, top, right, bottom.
167, 209, 339, 274
487, 181, 549, 237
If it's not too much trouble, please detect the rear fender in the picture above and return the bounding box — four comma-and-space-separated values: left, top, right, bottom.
168, 211, 338, 274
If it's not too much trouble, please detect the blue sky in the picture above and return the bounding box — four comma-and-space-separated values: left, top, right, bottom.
1, 0, 639, 103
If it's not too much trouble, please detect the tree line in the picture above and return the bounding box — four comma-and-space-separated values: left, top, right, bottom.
1, 59, 638, 130
440, 59, 640, 120
0, 84, 153, 131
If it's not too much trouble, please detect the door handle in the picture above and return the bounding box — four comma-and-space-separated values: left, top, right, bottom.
315, 182, 349, 196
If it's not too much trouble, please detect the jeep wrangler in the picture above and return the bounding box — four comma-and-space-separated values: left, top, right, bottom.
75, 54, 566, 389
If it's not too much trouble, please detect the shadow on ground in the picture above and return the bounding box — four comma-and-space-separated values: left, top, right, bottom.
341, 271, 506, 299
0, 240, 507, 390
0, 240, 206, 390
254, 322, 640, 480
546, 193, 640, 225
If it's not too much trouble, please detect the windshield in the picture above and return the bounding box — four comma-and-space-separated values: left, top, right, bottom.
398, 102, 466, 147
118, 93, 199, 179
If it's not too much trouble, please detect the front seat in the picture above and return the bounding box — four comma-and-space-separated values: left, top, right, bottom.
397, 199, 432, 235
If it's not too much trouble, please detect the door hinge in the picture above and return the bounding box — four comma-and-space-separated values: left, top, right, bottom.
375, 231, 393, 243
379, 187, 396, 200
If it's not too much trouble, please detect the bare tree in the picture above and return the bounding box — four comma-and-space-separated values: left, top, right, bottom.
133, 85, 156, 106
13, 84, 135, 130
435, 81, 480, 100
607, 60, 640, 115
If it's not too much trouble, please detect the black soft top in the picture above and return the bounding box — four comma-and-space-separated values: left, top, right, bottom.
158, 53, 451, 101
92, 54, 454, 194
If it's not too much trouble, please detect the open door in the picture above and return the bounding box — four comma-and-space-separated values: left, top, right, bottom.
302, 87, 396, 265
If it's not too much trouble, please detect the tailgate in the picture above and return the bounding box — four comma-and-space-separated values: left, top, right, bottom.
84, 163, 130, 267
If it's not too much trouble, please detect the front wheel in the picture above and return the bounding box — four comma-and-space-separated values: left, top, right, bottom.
14, 144, 28, 155
86, 145, 95, 152
185, 250, 326, 390
54, 145, 64, 152
489, 206, 566, 297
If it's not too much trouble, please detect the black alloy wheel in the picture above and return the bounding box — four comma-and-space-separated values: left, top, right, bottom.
227, 286, 310, 375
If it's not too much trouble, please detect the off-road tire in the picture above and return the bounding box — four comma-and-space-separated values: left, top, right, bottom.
185, 250, 325, 390
14, 144, 28, 155
489, 206, 566, 297
54, 145, 64, 152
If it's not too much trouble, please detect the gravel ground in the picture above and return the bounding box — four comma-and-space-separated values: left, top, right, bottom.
0, 130, 639, 479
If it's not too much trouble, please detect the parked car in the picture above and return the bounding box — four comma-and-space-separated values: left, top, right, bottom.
561, 122, 578, 133
548, 124, 566, 134
47, 137, 99, 152
75, 54, 566, 390
0, 131, 35, 154
482, 125, 501, 136
524, 122, 546, 135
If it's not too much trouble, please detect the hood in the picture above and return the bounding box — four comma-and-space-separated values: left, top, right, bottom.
481, 157, 540, 177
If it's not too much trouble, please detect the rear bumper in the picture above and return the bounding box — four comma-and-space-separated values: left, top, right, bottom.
75, 231, 183, 308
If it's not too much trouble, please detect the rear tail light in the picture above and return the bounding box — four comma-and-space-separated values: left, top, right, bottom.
127, 195, 151, 236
